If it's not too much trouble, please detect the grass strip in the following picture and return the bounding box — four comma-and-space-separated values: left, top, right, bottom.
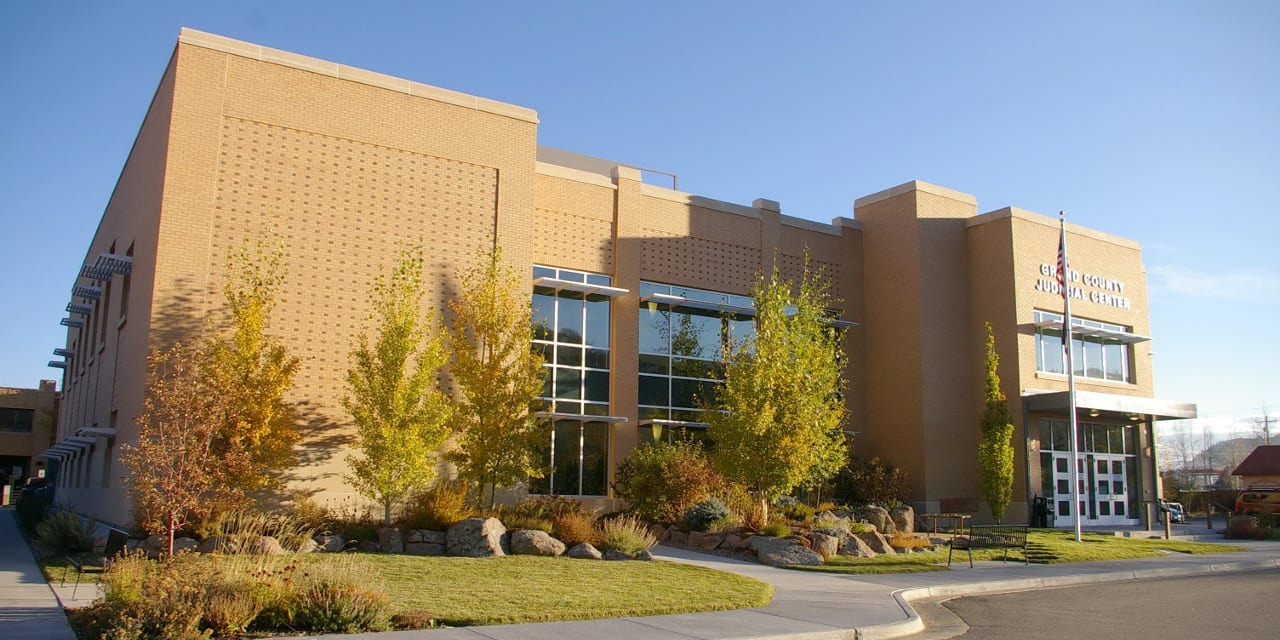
790, 529, 1245, 575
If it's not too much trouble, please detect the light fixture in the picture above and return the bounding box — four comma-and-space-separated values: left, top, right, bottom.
1089, 409, 1100, 417
1128, 414, 1141, 421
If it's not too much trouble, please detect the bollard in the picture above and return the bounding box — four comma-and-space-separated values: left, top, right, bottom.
1164, 510, 1172, 539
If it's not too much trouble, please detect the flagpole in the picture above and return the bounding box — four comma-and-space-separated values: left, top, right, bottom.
1060, 212, 1083, 543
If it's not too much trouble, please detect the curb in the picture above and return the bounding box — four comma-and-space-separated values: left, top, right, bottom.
851, 557, 1280, 640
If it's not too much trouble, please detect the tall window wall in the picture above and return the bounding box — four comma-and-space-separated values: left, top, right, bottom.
1034, 310, 1135, 383
528, 266, 621, 496
637, 282, 754, 444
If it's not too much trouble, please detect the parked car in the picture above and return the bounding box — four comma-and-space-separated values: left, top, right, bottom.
1234, 487, 1280, 517
1166, 501, 1186, 523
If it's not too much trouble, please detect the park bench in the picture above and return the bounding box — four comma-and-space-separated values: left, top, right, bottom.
63, 528, 128, 597
946, 524, 1029, 568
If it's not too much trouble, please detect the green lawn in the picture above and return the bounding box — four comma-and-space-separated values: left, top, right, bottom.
789, 529, 1246, 575
329, 554, 773, 626
43, 551, 773, 627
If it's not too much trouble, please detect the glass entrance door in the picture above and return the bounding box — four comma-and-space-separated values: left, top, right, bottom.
1051, 453, 1135, 526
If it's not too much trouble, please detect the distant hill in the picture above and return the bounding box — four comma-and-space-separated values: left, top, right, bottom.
1191, 437, 1262, 471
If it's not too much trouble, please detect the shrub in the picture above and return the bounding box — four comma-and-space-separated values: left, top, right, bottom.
36, 510, 94, 554
834, 457, 910, 508
551, 511, 600, 547
778, 500, 815, 524
392, 609, 437, 630
849, 520, 875, 535
683, 498, 730, 532
812, 513, 852, 540
291, 582, 391, 634
404, 480, 472, 531
889, 533, 932, 550
759, 521, 790, 538
15, 489, 51, 531
203, 582, 263, 637
613, 440, 725, 524
598, 515, 657, 555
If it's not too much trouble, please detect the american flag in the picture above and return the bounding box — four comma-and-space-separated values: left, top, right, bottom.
1056, 216, 1069, 300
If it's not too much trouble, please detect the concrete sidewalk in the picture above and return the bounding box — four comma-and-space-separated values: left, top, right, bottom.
0, 508, 76, 640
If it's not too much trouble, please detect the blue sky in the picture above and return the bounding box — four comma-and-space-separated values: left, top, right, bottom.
2, 1, 1276, 438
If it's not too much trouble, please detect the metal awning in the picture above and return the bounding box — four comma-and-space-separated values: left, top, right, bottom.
536, 412, 629, 423
66, 302, 92, 316
532, 277, 629, 298
53, 348, 74, 359
72, 284, 102, 300
638, 418, 711, 428
80, 253, 133, 282
47, 361, 67, 369
1033, 318, 1150, 344
60, 317, 84, 328
1024, 389, 1196, 421
640, 292, 756, 316
77, 427, 117, 438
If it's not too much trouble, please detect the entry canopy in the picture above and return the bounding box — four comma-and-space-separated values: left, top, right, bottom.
1033, 317, 1150, 344
532, 276, 628, 298
1024, 389, 1197, 421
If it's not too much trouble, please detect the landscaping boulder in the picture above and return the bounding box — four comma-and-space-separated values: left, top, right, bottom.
890, 505, 915, 535
687, 531, 704, 548
838, 535, 878, 558
446, 517, 507, 557
860, 505, 896, 536
173, 537, 199, 554
698, 534, 725, 550
198, 536, 239, 554
511, 530, 566, 557
245, 536, 287, 556
360, 540, 382, 552
296, 537, 320, 554
604, 549, 633, 561
650, 524, 669, 542
807, 532, 839, 560
751, 536, 824, 566
855, 532, 896, 555
636, 549, 655, 561
377, 527, 404, 554
667, 530, 688, 546
567, 542, 603, 560
724, 534, 749, 550
316, 534, 345, 553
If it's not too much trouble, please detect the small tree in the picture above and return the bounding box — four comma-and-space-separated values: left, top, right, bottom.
978, 322, 1015, 522
447, 248, 548, 509
122, 343, 244, 556
203, 238, 300, 494
344, 250, 453, 525
707, 262, 848, 522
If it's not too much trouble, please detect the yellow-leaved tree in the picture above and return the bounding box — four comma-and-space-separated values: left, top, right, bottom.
203, 238, 301, 495
344, 250, 453, 525
447, 248, 548, 509
707, 261, 848, 523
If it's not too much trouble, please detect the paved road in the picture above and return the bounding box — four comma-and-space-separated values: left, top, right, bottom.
942, 568, 1280, 640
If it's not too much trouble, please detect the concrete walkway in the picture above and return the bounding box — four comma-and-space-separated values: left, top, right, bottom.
0, 508, 76, 640
4, 507, 1279, 640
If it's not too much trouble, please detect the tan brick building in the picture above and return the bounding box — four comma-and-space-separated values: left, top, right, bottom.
0, 380, 59, 495
46, 29, 1194, 529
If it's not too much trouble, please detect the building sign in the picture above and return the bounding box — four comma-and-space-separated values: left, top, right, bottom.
1035, 264, 1132, 309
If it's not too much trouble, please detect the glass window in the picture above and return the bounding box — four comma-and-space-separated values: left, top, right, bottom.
639, 282, 755, 426
531, 266, 615, 496
1034, 310, 1134, 383
0, 408, 34, 433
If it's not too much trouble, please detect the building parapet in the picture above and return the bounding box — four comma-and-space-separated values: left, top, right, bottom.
177, 28, 539, 124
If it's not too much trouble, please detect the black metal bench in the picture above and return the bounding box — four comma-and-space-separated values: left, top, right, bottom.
947, 524, 1029, 568
63, 528, 129, 597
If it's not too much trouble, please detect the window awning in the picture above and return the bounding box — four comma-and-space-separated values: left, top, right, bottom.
38, 438, 94, 459
536, 412, 629, 423
1034, 318, 1150, 344
47, 361, 67, 369
60, 317, 84, 329
66, 302, 92, 316
638, 418, 710, 428
81, 253, 134, 281
53, 348, 74, 359
532, 277, 629, 298
72, 284, 102, 301
640, 292, 756, 316
1023, 389, 1196, 421
78, 427, 117, 438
